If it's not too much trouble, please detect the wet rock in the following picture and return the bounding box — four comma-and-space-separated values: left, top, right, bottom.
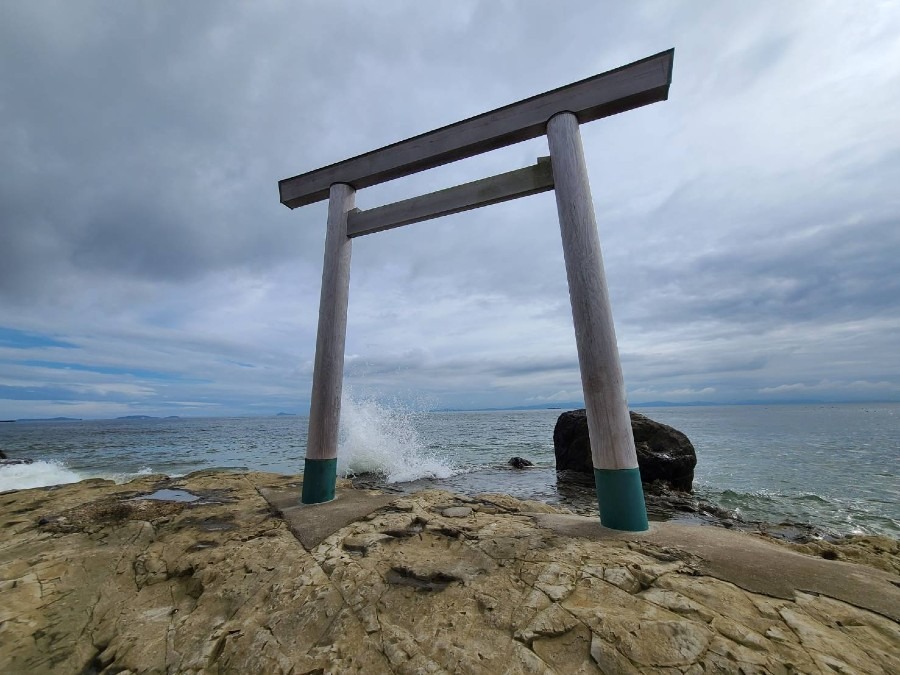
508, 456, 533, 468
782, 534, 900, 574
630, 412, 698, 491
0, 457, 34, 466
554, 409, 697, 491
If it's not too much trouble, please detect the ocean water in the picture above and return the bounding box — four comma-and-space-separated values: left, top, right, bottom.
1, 400, 897, 538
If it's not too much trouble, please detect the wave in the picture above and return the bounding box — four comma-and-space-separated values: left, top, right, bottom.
337, 394, 458, 483
0, 461, 173, 493
99, 466, 172, 484
701, 486, 899, 537
0, 460, 83, 492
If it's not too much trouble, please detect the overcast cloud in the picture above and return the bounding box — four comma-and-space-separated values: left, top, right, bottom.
1, 0, 898, 418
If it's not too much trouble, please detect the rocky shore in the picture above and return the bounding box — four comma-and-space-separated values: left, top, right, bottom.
1, 471, 898, 674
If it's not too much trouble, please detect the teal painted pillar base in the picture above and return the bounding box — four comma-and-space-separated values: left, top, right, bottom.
301, 457, 337, 504
594, 467, 649, 532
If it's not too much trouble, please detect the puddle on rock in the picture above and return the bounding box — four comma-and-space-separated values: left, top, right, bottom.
129, 489, 201, 503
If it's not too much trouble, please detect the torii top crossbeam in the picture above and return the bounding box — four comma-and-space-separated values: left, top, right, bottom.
279, 49, 673, 209
279, 49, 674, 531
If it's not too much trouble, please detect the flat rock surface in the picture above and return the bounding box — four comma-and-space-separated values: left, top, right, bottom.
1, 471, 898, 674
531, 513, 900, 622
259, 483, 397, 550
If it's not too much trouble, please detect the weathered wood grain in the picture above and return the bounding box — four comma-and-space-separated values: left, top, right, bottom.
306, 183, 355, 461
280, 49, 673, 208
547, 112, 638, 471
346, 158, 554, 238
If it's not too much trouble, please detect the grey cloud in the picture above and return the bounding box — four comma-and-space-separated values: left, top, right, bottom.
2, 1, 899, 416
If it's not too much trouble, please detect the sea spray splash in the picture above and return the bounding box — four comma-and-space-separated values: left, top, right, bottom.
101, 466, 168, 484
337, 394, 457, 483
0, 460, 82, 491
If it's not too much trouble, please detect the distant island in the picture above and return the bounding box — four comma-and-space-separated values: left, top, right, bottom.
276, 412, 296, 417
114, 415, 181, 420
15, 417, 82, 422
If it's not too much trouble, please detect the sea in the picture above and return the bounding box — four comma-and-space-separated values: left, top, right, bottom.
1, 400, 897, 539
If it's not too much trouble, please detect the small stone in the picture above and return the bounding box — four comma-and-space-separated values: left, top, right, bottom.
442, 507, 473, 518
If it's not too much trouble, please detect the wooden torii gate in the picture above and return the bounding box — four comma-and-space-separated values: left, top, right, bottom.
279, 49, 674, 531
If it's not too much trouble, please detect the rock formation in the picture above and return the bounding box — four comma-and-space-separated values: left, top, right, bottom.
1, 471, 897, 674
0, 450, 33, 466
508, 457, 533, 469
554, 410, 697, 491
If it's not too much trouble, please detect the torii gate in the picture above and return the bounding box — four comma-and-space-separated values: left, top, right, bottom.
279, 49, 674, 531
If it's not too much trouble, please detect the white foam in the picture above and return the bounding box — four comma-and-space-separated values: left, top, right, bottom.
0, 461, 172, 492
0, 460, 83, 492
99, 466, 163, 484
337, 395, 457, 483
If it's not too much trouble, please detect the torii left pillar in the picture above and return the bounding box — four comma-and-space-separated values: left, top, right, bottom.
302, 182, 355, 503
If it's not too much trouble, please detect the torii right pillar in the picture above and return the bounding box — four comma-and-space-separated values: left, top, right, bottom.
547, 112, 649, 531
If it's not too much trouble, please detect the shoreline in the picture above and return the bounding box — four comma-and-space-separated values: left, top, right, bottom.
3, 403, 897, 541
2, 460, 894, 542
350, 468, 883, 545
1, 471, 898, 673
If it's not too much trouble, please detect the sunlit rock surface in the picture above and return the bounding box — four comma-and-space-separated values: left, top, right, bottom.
1, 471, 897, 674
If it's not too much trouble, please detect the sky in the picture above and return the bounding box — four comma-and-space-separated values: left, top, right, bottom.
1, 1, 899, 419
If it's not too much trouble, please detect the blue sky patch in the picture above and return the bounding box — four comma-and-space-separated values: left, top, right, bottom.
20, 360, 183, 381
0, 327, 78, 350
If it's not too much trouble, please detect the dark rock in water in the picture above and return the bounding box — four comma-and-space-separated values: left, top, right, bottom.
553, 411, 594, 475
553, 409, 697, 492
631, 412, 697, 491
1, 457, 34, 466
507, 457, 533, 469
0, 449, 6, 459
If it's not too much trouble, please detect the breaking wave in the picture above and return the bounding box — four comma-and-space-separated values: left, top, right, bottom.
0, 460, 83, 492
337, 395, 458, 483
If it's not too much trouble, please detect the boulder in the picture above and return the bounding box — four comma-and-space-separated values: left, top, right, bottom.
508, 457, 533, 469
553, 410, 697, 492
